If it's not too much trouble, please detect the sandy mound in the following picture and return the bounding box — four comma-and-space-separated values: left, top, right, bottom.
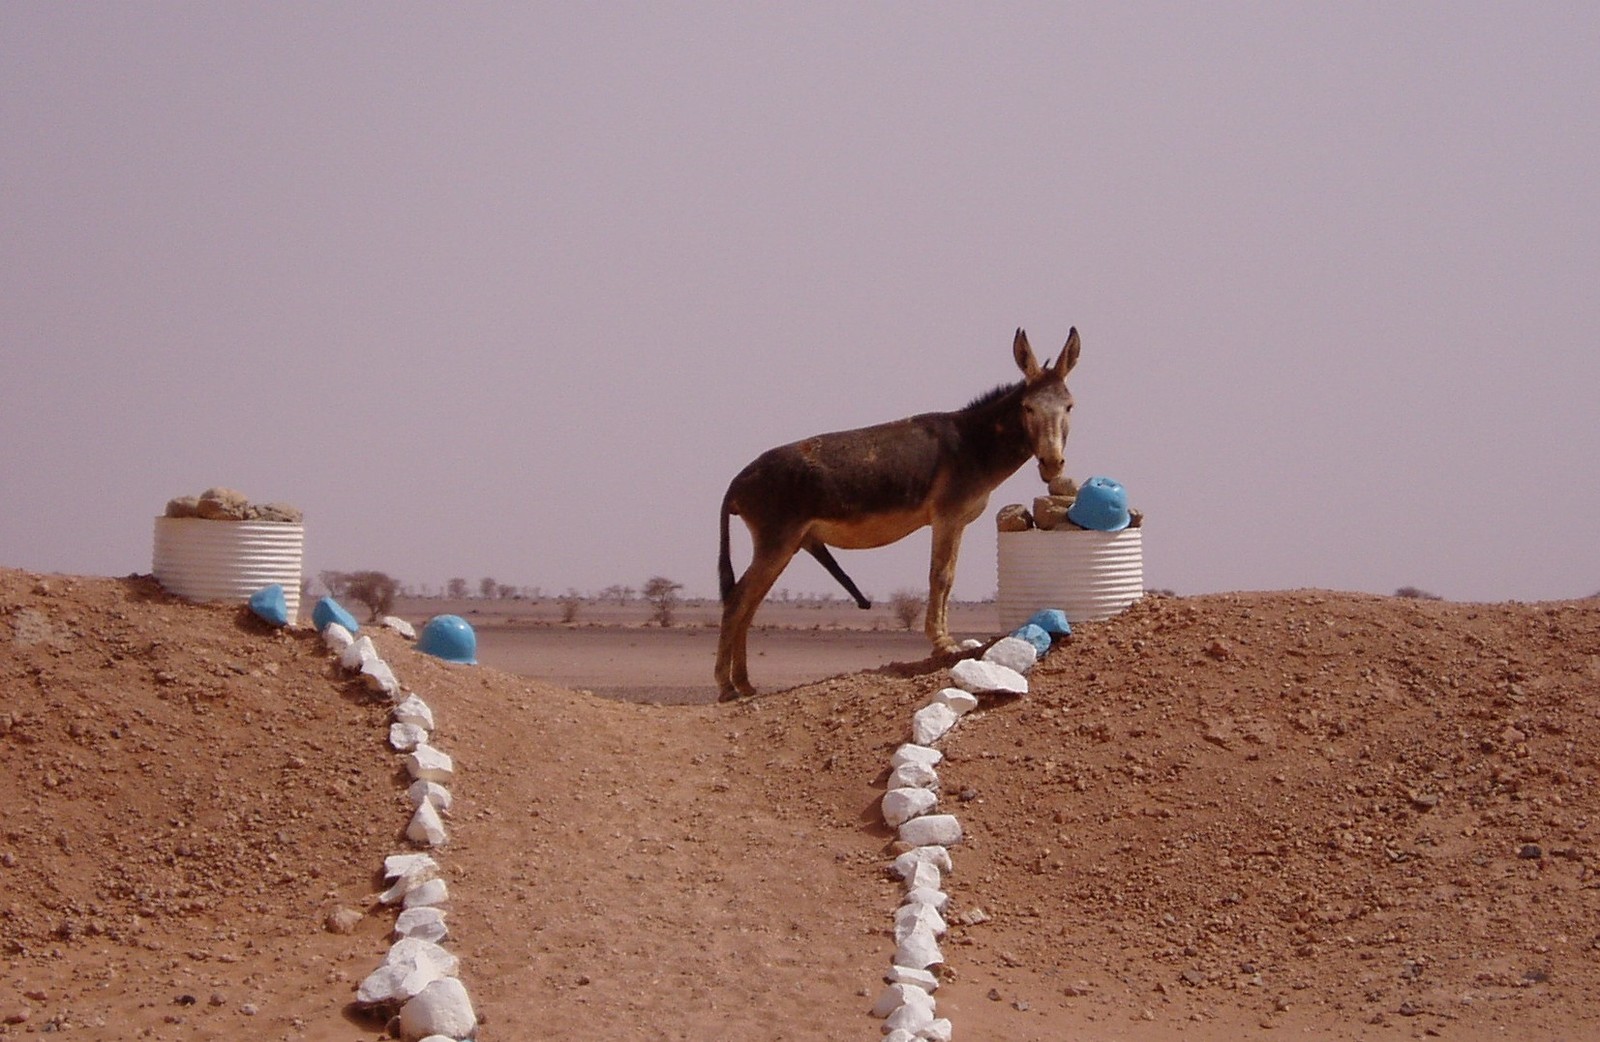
2, 567, 1596, 1041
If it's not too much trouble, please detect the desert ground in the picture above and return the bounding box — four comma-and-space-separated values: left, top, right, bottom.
395, 594, 1004, 704
3, 567, 1598, 1041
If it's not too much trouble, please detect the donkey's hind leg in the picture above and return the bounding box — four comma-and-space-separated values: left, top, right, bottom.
715, 532, 802, 700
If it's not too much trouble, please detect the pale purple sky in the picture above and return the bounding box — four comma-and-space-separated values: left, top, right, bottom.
4, 5, 1597, 603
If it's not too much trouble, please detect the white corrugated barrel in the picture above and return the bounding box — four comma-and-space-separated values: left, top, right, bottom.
152, 518, 305, 622
996, 528, 1143, 630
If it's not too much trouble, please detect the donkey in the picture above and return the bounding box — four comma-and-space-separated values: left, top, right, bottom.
715, 327, 1081, 700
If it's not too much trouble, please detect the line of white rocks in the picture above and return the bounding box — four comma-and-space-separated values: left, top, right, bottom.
319, 613, 479, 1042
871, 612, 1068, 1041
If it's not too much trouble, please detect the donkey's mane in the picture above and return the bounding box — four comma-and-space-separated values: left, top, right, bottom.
961, 381, 1023, 413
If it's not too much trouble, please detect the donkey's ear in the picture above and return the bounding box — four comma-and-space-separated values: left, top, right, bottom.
1013, 328, 1042, 381
1053, 327, 1081, 377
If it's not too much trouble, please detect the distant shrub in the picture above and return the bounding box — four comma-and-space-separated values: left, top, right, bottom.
1395, 586, 1443, 601
321, 570, 399, 620
643, 576, 684, 627
889, 590, 923, 631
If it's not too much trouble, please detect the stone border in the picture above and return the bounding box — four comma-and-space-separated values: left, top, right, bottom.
871, 612, 1070, 1040
319, 615, 478, 1042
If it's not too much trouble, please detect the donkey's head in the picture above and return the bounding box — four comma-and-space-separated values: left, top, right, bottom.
1012, 327, 1081, 482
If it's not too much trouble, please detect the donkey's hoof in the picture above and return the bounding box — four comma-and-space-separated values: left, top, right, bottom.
718, 684, 756, 702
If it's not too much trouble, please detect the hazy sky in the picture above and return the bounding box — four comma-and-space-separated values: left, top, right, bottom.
4, 4, 1597, 604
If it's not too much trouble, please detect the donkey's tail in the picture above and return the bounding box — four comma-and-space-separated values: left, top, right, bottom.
718, 495, 737, 603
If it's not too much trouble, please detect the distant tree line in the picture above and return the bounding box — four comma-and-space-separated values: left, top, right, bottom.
319, 570, 693, 628
558, 577, 684, 626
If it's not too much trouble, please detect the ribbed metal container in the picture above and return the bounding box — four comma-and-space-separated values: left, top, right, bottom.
996, 527, 1143, 629
152, 518, 305, 622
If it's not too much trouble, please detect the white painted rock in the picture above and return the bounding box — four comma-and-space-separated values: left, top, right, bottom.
362, 657, 400, 696
409, 779, 453, 815
898, 814, 963, 848
871, 981, 935, 1018
355, 937, 459, 1005
950, 657, 1028, 695
405, 745, 455, 783
893, 922, 944, 970
393, 694, 435, 730
402, 877, 449, 908
887, 760, 938, 790
385, 853, 439, 880
885, 965, 939, 992
904, 885, 949, 912
979, 637, 1043, 675
355, 963, 415, 1006
983, 635, 1039, 674
904, 860, 942, 892
883, 995, 938, 1035
891, 846, 953, 880
884, 1031, 918, 1042
394, 906, 448, 943
895, 901, 948, 942
398, 976, 476, 1042
389, 936, 458, 976
882, 787, 938, 828
379, 855, 439, 904
876, 790, 934, 832
321, 622, 354, 652
957, 638, 983, 652
390, 722, 429, 752
407, 799, 448, 847
922, 1018, 954, 1041
340, 635, 379, 671
890, 743, 943, 770
911, 702, 960, 745
931, 687, 980, 715
380, 615, 417, 639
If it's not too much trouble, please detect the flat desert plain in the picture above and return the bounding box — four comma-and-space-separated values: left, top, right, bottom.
399, 595, 1001, 703
4, 568, 1599, 1042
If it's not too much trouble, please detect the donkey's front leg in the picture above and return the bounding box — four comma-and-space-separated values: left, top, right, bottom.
924, 521, 966, 654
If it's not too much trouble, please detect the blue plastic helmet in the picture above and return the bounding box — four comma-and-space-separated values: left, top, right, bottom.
1067, 476, 1131, 532
418, 614, 477, 664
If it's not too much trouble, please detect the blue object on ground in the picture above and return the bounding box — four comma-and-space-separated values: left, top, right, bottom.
312, 596, 359, 634
1066, 476, 1131, 532
1011, 622, 1052, 656
418, 614, 477, 664
1025, 608, 1073, 637
248, 584, 289, 627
